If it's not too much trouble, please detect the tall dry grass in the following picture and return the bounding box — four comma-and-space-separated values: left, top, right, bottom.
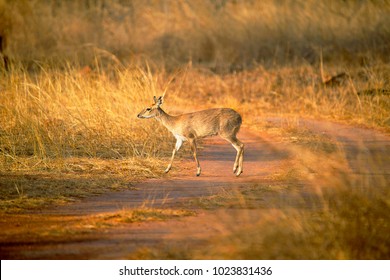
166, 63, 390, 130
0, 0, 389, 258
1, 0, 389, 69
0, 65, 176, 210
1, 65, 172, 167
2, 0, 388, 127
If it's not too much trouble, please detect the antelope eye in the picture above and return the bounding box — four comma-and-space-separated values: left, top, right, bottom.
146, 108, 151, 111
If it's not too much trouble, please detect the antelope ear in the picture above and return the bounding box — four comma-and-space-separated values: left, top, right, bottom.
157, 96, 164, 105
153, 96, 158, 103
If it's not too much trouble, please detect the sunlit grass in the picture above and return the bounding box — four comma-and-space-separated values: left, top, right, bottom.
0, 66, 173, 211
0, 61, 388, 213
0, 208, 195, 240
2, 1, 389, 68
0, 0, 389, 259
0, 157, 166, 212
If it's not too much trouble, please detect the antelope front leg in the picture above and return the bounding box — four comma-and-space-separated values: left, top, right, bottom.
164, 149, 176, 173
165, 137, 183, 173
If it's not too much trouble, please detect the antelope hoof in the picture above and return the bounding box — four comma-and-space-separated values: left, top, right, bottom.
164, 165, 171, 173
233, 165, 238, 173
196, 167, 201, 177
235, 169, 242, 177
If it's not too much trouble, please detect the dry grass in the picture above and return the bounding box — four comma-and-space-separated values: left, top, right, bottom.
217, 143, 389, 260
198, 182, 390, 260
1, 208, 195, 241
2, 1, 389, 68
0, 0, 389, 259
0, 66, 175, 211
171, 65, 390, 131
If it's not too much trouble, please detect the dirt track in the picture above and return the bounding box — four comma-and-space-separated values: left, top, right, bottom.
0, 118, 389, 259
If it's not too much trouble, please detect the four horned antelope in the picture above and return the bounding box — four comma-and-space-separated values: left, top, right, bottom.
137, 96, 244, 177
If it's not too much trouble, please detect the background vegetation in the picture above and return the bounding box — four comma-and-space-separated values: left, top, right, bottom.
0, 0, 389, 259
1, 0, 389, 68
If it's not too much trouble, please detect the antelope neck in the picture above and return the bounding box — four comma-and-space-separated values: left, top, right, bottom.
155, 107, 177, 131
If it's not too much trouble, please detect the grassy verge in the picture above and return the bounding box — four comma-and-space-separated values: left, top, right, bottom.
1, 208, 195, 241
0, 158, 166, 212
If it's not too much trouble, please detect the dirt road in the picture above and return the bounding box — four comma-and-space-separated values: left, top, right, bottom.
1, 118, 388, 259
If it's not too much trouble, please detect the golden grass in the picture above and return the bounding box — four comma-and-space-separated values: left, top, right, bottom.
1, 66, 169, 159
0, 0, 389, 259
218, 141, 389, 260
0, 66, 174, 211
1, 208, 195, 240
0, 157, 166, 212
199, 183, 390, 260
173, 65, 390, 131
2, 1, 389, 67
1, 52, 388, 215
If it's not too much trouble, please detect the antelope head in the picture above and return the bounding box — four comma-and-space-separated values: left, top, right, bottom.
137, 96, 164, 119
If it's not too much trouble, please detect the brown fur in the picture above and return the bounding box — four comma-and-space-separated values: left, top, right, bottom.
137, 96, 244, 176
